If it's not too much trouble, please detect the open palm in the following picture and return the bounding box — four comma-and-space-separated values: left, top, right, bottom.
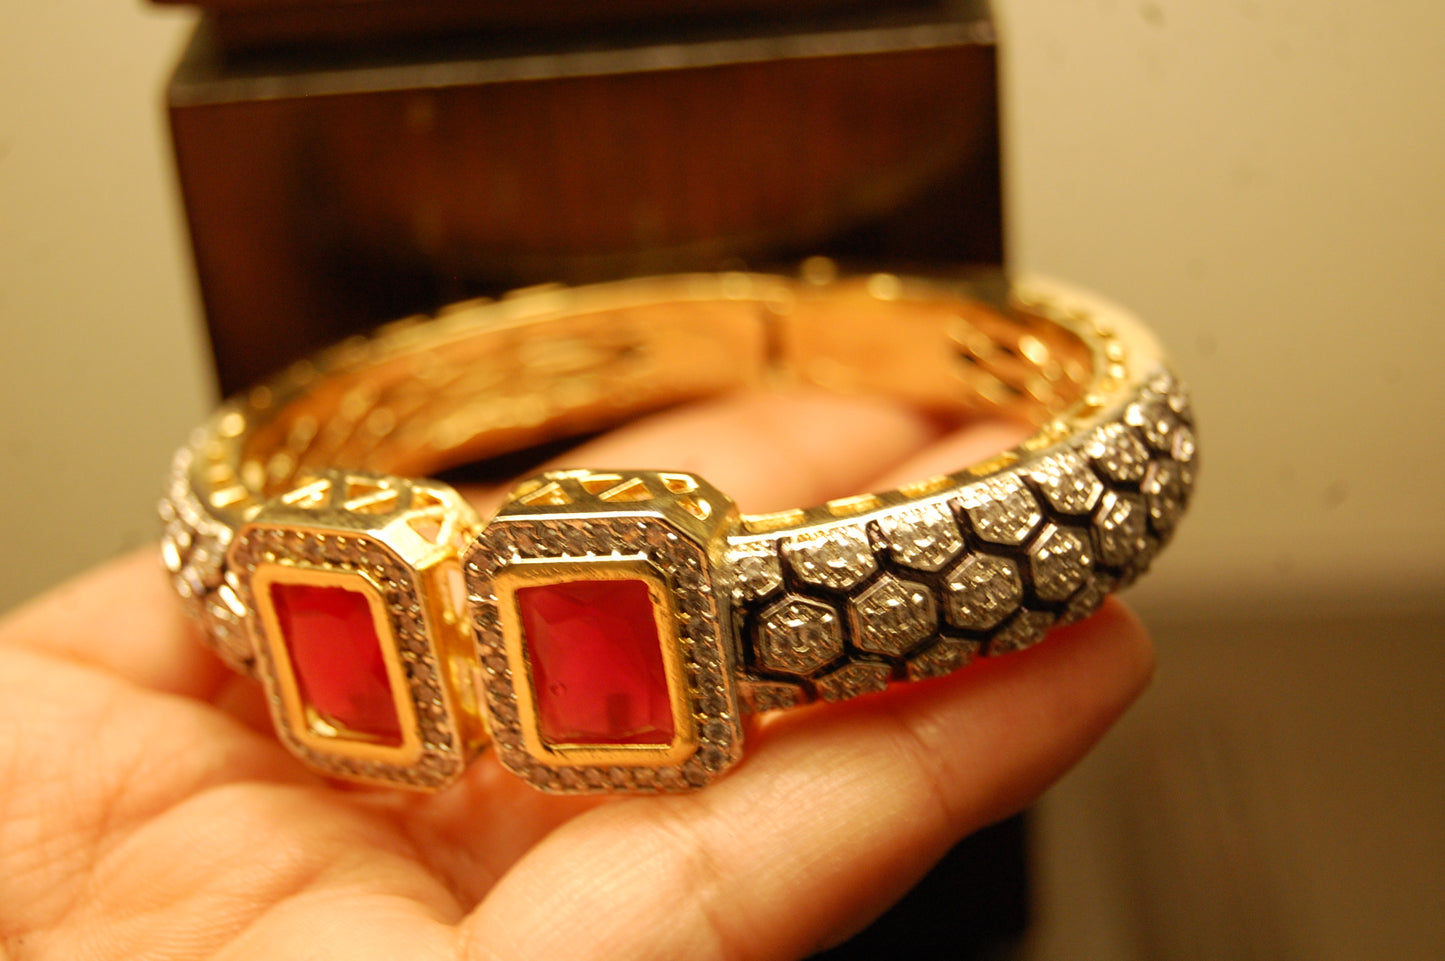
0, 392, 1153, 960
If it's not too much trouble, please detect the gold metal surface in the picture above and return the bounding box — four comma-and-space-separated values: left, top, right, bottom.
221, 469, 486, 789
174, 271, 1122, 538
162, 267, 1195, 792
461, 466, 744, 793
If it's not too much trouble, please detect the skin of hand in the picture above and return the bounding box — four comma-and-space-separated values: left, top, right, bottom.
0, 390, 1153, 961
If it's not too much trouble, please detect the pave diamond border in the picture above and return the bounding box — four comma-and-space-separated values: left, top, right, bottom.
161, 445, 252, 673
229, 527, 469, 790
464, 513, 744, 794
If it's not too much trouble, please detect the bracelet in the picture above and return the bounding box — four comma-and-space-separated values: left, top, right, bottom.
160, 269, 1196, 794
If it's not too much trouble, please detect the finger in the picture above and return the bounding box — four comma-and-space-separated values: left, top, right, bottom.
407, 407, 1030, 894
462, 388, 946, 516
9, 391, 938, 702
459, 602, 1153, 961
0, 549, 230, 700
865, 418, 1035, 492
0, 638, 312, 941
552, 388, 944, 512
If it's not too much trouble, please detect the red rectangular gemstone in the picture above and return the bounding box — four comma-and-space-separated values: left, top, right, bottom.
270, 582, 404, 746
516, 578, 675, 746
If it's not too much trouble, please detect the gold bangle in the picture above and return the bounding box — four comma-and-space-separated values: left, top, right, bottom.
160, 269, 1196, 794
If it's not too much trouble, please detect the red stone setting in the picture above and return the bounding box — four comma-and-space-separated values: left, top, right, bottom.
515, 578, 675, 746
270, 582, 404, 746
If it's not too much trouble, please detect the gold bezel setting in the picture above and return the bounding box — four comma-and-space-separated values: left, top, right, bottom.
226, 470, 484, 790
493, 558, 698, 767
463, 470, 744, 794
250, 563, 424, 764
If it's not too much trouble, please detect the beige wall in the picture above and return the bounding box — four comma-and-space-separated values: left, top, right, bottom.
1, 2, 210, 611
2, 1, 1443, 617
1004, 2, 1445, 624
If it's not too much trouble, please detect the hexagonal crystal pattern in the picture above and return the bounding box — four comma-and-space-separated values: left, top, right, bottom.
740, 680, 804, 713
1029, 524, 1092, 601
786, 526, 876, 591
849, 575, 938, 657
956, 476, 1042, 546
992, 610, 1056, 654
756, 596, 845, 675
906, 639, 981, 681
1127, 398, 1180, 454
1062, 574, 1113, 625
731, 546, 784, 601
943, 554, 1023, 631
815, 662, 892, 702
721, 368, 1196, 707
1026, 452, 1103, 515
1143, 460, 1188, 534
875, 504, 965, 572
1094, 491, 1148, 567
1172, 425, 1197, 465
1086, 423, 1150, 484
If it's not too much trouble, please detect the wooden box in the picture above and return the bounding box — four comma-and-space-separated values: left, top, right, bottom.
162, 0, 1003, 391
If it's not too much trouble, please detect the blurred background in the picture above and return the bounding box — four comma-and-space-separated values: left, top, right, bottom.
1, 1, 1440, 957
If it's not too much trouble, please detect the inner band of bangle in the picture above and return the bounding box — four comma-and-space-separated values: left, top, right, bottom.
194, 271, 1137, 539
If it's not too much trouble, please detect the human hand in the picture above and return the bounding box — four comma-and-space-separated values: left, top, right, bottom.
0, 390, 1152, 960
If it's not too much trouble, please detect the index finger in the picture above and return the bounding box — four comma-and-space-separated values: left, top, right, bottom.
459, 601, 1152, 961
0, 389, 944, 702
